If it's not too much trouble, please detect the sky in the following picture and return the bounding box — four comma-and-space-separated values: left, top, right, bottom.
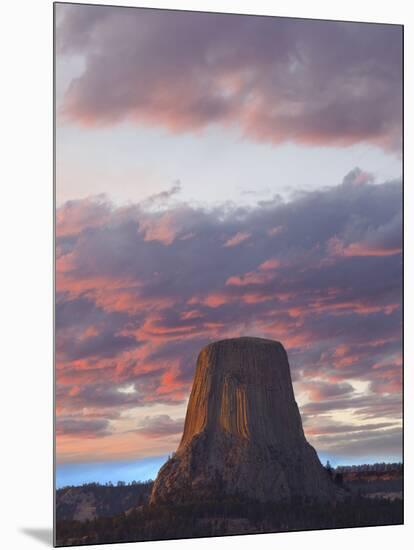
55, 3, 403, 486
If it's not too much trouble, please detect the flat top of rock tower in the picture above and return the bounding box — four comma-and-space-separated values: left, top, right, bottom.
202, 336, 284, 351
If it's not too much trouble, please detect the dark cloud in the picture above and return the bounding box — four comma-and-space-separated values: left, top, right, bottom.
56, 383, 141, 413
56, 416, 111, 438
56, 296, 139, 362
59, 328, 138, 362
56, 5, 402, 152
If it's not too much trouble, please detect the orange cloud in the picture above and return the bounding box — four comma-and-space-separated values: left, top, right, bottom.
328, 236, 401, 258
342, 243, 402, 257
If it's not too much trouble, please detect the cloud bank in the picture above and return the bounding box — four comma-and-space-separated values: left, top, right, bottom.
56, 170, 402, 462
56, 5, 402, 152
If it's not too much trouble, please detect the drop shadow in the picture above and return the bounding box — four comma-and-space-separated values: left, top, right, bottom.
20, 527, 53, 546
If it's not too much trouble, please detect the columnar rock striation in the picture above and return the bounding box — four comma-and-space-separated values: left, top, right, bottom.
150, 337, 338, 504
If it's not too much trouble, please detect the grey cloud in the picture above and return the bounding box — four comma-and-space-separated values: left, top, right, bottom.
301, 393, 401, 418
56, 5, 402, 152
300, 380, 355, 400
310, 427, 403, 458
135, 415, 185, 437
56, 416, 111, 438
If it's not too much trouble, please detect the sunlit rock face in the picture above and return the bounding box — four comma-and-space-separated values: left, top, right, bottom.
150, 337, 337, 505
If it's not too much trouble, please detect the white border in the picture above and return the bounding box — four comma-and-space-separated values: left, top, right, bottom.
1, 0, 411, 548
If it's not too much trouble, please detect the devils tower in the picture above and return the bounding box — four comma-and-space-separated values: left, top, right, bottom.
150, 337, 338, 505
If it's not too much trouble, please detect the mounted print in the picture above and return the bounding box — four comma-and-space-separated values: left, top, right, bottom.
54, 2, 403, 546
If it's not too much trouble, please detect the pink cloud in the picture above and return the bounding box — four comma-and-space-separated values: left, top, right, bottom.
56, 196, 111, 237
329, 236, 401, 258
226, 270, 273, 287
259, 258, 280, 271
341, 243, 402, 257
223, 231, 250, 247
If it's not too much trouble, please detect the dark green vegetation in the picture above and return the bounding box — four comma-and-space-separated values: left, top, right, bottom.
56, 495, 402, 546
55, 465, 403, 546
56, 481, 152, 522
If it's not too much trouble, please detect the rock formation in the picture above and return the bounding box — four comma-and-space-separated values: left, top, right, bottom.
150, 337, 338, 505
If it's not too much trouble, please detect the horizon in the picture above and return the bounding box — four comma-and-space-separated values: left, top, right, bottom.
55, 454, 403, 489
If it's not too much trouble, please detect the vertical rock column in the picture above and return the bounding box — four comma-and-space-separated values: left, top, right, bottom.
150, 337, 337, 504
